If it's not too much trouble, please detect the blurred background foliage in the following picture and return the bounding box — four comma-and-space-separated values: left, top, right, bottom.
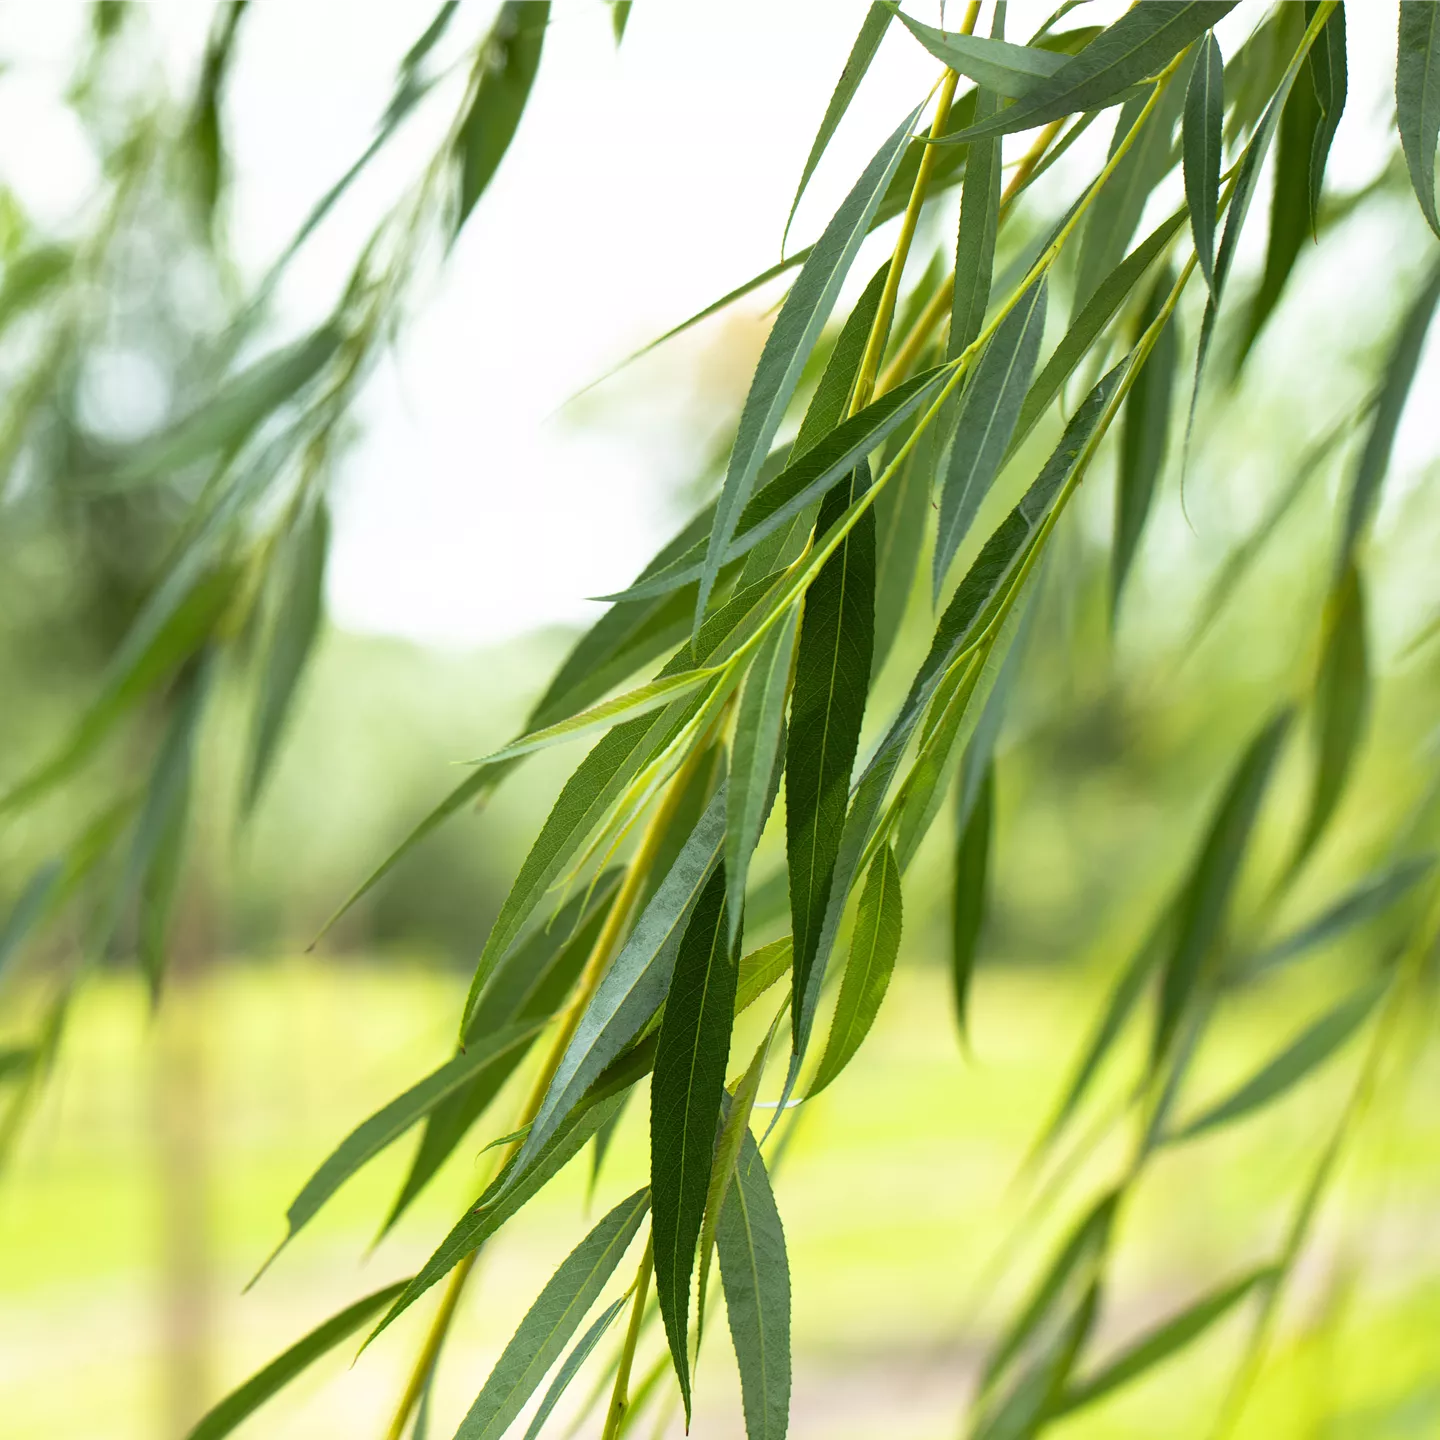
2, 2, 1440, 1439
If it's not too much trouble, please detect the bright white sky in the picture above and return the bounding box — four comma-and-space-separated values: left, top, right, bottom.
0, 1, 1422, 648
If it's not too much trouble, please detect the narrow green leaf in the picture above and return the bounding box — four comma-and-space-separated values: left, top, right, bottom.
514, 787, 729, 1180
1111, 266, 1178, 619
1291, 563, 1369, 871
809, 844, 902, 1097
938, 3, 1237, 143
521, 1293, 629, 1440
0, 862, 64, 982
786, 464, 876, 1053
717, 1133, 791, 1440
736, 937, 793, 1016
454, 1188, 649, 1440
870, 407, 935, 676
186, 1281, 410, 1440
1154, 710, 1292, 1064
1184, 30, 1223, 290
187, 0, 247, 226
951, 762, 994, 1043
1337, 257, 1440, 572
1304, 1, 1347, 230
887, 7, 1068, 99
0, 245, 70, 339
1173, 980, 1383, 1142
783, 3, 893, 254
935, 279, 1048, 601
726, 612, 797, 950
696, 104, 922, 630
245, 496, 329, 811
651, 866, 739, 1417
267, 1021, 540, 1265
454, 2, 549, 237
1397, 0, 1440, 237
608, 0, 631, 46
1056, 1266, 1275, 1414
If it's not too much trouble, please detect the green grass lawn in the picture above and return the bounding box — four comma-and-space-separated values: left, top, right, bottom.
2, 955, 1437, 1440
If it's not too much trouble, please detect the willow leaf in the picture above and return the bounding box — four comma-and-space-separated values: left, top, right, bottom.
736, 936, 793, 1016
1154, 710, 1292, 1064
809, 844, 902, 1096
887, 7, 1067, 99
521, 1294, 629, 1440
0, 862, 63, 981
186, 1281, 410, 1440
1305, 1, 1347, 229
454, 1189, 649, 1440
696, 105, 921, 630
871, 410, 933, 676
454, 2, 548, 236
1112, 266, 1177, 619
717, 1133, 791, 1440
727, 613, 798, 949
514, 787, 729, 1180
940, 3, 1236, 143
934, 278, 1048, 601
1397, 0, 1440, 237
951, 762, 994, 1043
652, 866, 738, 1417
786, 464, 876, 1053
783, 3, 893, 254
1056, 1266, 1276, 1414
1184, 30, 1223, 290
1173, 980, 1383, 1143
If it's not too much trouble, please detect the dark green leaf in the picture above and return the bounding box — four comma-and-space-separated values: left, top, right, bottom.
887, 7, 1068, 99
1056, 1267, 1275, 1414
187, 0, 247, 226
1184, 30, 1223, 290
783, 3, 893, 254
696, 104, 922, 629
727, 612, 798, 947
245, 496, 329, 811
1397, 0, 1440, 237
938, 3, 1237, 144
951, 762, 994, 1043
454, 1188, 649, 1440
787, 464, 876, 1053
934, 279, 1048, 601
454, 2, 549, 236
717, 1133, 791, 1440
185, 1281, 410, 1440
1173, 980, 1383, 1142
513, 786, 729, 1179
0, 861, 63, 982
1305, 1, 1347, 229
1154, 710, 1292, 1064
1112, 266, 1177, 619
809, 843, 903, 1096
870, 408, 934, 676
521, 1294, 629, 1440
651, 866, 738, 1417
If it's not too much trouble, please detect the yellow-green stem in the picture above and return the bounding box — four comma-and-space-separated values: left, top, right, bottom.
601, 1234, 655, 1440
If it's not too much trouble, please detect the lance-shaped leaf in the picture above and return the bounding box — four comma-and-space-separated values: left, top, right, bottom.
520, 1293, 630, 1440
736, 936, 793, 1016
185, 1281, 410, 1440
1291, 563, 1369, 872
727, 614, 798, 949
1184, 30, 1223, 289
934, 279, 1048, 601
793, 364, 1129, 1071
1172, 980, 1384, 1143
186, 0, 247, 226
454, 2, 549, 236
1305, 1, 1347, 229
783, 3, 893, 253
887, 6, 1068, 99
371, 1090, 626, 1344
514, 786, 729, 1180
1055, 1266, 1276, 1415
786, 464, 876, 1053
266, 1020, 541, 1264
608, 0, 630, 45
1154, 710, 1292, 1064
454, 1188, 650, 1440
651, 866, 739, 1417
695, 105, 921, 630
384, 875, 621, 1235
871, 409, 935, 676
244, 496, 328, 811
0, 861, 63, 982
1337, 257, 1440, 573
950, 5, 1008, 359
939, 3, 1237, 144
952, 761, 994, 1043
809, 843, 903, 1097
1112, 266, 1178, 619
717, 1133, 791, 1440
1398, 0, 1440, 237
